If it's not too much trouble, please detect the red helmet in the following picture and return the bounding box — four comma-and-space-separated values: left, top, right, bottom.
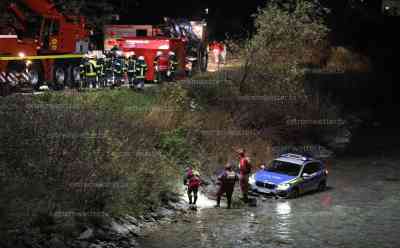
236, 148, 245, 155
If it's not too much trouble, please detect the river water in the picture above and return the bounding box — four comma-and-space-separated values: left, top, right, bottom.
138, 157, 400, 248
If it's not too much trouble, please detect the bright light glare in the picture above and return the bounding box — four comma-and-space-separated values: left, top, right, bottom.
276, 183, 290, 191
249, 174, 255, 185
276, 201, 291, 215
18, 52, 25, 58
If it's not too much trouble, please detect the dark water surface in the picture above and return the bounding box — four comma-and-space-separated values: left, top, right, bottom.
139, 157, 400, 248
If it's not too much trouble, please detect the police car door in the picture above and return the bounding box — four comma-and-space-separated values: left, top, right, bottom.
301, 162, 322, 193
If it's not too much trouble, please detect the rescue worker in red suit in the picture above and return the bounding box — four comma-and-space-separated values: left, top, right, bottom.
184, 167, 201, 206
153, 51, 169, 83
237, 148, 252, 202
215, 162, 239, 209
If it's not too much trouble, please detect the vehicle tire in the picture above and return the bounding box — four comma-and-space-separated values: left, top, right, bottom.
318, 181, 327, 192
288, 187, 300, 199
200, 48, 208, 72
53, 66, 66, 90
67, 65, 81, 89
29, 63, 43, 91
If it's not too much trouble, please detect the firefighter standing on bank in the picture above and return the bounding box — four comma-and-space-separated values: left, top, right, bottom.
167, 51, 178, 81
153, 51, 168, 83
215, 162, 239, 209
112, 50, 125, 87
97, 54, 106, 88
80, 54, 99, 89
237, 148, 252, 202
135, 56, 147, 90
125, 52, 137, 88
103, 50, 113, 87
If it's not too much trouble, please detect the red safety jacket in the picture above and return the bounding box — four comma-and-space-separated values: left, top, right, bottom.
188, 175, 201, 189
239, 156, 252, 175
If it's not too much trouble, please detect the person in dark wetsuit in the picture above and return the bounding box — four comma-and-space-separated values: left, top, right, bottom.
215, 162, 239, 209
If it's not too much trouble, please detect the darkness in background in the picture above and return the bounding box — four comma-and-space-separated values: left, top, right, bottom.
115, 0, 400, 153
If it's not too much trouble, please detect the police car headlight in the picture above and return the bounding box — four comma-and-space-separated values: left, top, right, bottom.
276, 183, 291, 191
249, 174, 255, 185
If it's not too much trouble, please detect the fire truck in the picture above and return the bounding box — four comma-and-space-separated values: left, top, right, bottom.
0, 0, 90, 95
104, 19, 208, 82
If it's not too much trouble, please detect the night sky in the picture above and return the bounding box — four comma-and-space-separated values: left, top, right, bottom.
113, 0, 391, 42
115, 0, 267, 38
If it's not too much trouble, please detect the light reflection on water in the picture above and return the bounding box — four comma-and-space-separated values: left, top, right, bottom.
273, 201, 292, 241
179, 187, 216, 209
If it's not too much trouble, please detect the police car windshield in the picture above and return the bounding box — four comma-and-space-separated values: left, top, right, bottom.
267, 160, 302, 176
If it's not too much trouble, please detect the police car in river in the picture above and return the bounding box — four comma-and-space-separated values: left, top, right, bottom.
249, 153, 328, 198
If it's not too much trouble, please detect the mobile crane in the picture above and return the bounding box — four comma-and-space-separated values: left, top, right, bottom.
0, 0, 90, 95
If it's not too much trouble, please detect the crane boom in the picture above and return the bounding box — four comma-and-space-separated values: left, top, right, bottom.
21, 0, 62, 18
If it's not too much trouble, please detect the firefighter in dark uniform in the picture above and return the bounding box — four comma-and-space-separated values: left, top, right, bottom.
104, 50, 113, 87
153, 51, 167, 83
126, 51, 137, 88
167, 51, 178, 81
80, 54, 98, 89
135, 56, 147, 90
112, 50, 125, 87
215, 162, 239, 209
97, 54, 106, 88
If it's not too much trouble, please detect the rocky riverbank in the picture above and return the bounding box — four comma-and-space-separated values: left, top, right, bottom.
2, 195, 189, 248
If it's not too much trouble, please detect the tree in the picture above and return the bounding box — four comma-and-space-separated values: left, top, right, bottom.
239, 0, 330, 96
52, 0, 115, 32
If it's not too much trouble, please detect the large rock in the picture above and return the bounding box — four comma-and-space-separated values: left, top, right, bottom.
48, 235, 67, 248
124, 215, 138, 225
157, 207, 175, 218
78, 228, 94, 240
110, 220, 140, 237
76, 241, 90, 248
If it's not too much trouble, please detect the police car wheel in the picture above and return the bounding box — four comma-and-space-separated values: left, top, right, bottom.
288, 187, 299, 199
318, 181, 327, 192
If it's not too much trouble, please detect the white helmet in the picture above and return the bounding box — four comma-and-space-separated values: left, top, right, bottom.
86, 54, 95, 59
156, 51, 163, 56
138, 56, 145, 60
169, 51, 175, 56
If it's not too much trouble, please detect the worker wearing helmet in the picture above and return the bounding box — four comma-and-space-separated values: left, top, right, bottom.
135, 56, 147, 90
112, 51, 125, 87
236, 148, 252, 202
153, 51, 169, 83
104, 51, 114, 87
96, 54, 106, 88
184, 168, 201, 207
80, 54, 99, 89
110, 45, 120, 55
167, 51, 178, 81
215, 162, 239, 209
126, 52, 137, 88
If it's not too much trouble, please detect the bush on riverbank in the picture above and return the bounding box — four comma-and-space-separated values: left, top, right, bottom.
0, 90, 183, 245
